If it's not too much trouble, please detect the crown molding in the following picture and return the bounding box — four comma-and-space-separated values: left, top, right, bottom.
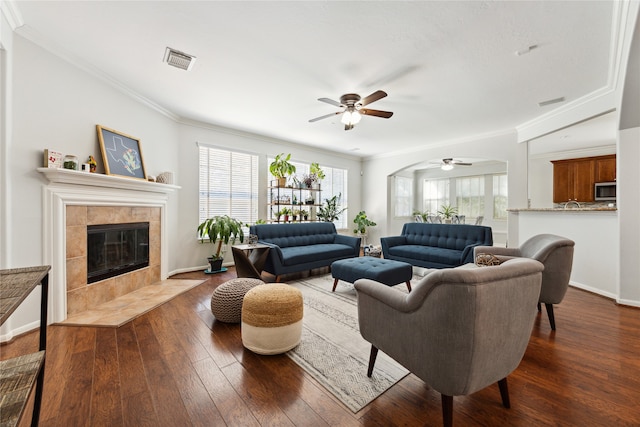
0, 0, 24, 30
14, 25, 180, 122
516, 0, 635, 143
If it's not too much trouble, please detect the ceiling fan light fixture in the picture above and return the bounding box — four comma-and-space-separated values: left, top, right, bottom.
441, 163, 454, 171
341, 109, 362, 125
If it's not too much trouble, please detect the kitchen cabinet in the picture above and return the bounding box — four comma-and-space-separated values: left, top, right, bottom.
594, 155, 616, 182
552, 154, 616, 203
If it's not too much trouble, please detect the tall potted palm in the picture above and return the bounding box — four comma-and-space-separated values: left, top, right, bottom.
197, 215, 245, 272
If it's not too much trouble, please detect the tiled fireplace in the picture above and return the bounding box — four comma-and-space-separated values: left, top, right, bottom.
39, 168, 178, 323
65, 205, 161, 316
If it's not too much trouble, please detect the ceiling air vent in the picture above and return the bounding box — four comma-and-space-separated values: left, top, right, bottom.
163, 47, 196, 71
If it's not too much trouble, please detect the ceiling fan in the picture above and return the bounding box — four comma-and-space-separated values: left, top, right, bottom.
435, 158, 473, 171
309, 90, 394, 131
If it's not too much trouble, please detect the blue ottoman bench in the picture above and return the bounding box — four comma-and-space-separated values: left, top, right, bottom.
331, 257, 413, 292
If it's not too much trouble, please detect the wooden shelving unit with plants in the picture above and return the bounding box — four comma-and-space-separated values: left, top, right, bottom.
268, 180, 322, 223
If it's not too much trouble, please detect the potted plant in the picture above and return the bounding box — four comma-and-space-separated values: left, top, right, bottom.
275, 209, 284, 222
317, 194, 347, 223
292, 208, 301, 222
353, 211, 376, 235
353, 210, 376, 246
197, 215, 245, 272
300, 209, 309, 221
280, 207, 292, 222
412, 210, 429, 222
310, 162, 325, 180
438, 204, 458, 223
269, 153, 296, 187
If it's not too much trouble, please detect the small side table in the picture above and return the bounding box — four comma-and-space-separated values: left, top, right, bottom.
1, 265, 50, 427
232, 244, 270, 279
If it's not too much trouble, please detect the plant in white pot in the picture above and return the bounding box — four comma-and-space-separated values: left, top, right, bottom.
269, 153, 296, 187
353, 210, 377, 246
437, 204, 458, 224
197, 215, 245, 272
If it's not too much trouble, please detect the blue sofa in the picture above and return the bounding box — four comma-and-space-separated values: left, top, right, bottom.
381, 223, 493, 269
249, 222, 361, 281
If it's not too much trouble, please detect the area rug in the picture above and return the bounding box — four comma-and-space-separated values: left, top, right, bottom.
285, 274, 416, 413
59, 279, 206, 327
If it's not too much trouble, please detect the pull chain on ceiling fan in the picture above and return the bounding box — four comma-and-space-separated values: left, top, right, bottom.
309, 90, 394, 131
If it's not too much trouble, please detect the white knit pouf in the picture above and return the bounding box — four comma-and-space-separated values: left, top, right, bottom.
210, 278, 264, 323
241, 284, 303, 355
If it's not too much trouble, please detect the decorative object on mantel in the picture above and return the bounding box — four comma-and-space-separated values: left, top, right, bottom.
63, 154, 79, 170
156, 171, 174, 184
87, 155, 97, 173
96, 124, 147, 180
43, 149, 63, 168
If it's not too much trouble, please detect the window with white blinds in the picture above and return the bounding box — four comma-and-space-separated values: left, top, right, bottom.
198, 145, 258, 230
423, 179, 450, 214
493, 174, 508, 220
394, 176, 413, 217
456, 175, 485, 218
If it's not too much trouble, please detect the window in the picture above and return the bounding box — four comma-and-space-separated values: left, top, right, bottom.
423, 179, 449, 215
394, 176, 413, 217
456, 176, 484, 219
493, 174, 508, 220
198, 145, 258, 229
268, 159, 348, 229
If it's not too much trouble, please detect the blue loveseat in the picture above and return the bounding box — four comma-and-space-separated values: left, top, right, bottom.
381, 223, 493, 269
249, 222, 361, 281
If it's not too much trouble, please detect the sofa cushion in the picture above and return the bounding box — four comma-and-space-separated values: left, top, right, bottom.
281, 243, 355, 266
388, 245, 462, 266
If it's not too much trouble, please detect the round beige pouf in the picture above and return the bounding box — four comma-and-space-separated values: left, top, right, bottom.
241, 284, 304, 355
210, 278, 265, 323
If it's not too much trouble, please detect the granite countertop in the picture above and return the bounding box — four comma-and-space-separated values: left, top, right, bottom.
508, 207, 617, 212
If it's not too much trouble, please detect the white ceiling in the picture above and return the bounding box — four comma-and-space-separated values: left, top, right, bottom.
12, 1, 617, 158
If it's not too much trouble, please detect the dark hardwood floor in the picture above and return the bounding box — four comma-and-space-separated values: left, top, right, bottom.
2, 268, 640, 426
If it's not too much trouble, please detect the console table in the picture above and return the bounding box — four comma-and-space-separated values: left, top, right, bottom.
0, 265, 50, 427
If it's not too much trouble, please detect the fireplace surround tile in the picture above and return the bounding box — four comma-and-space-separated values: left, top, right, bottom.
65, 205, 161, 318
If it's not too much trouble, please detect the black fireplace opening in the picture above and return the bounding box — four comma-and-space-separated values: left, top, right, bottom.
87, 222, 150, 284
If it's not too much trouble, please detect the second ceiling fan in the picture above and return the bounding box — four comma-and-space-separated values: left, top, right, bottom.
435, 158, 473, 171
309, 90, 393, 130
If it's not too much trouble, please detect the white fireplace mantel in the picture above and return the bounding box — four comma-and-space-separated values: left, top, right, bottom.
38, 168, 180, 323
37, 167, 180, 193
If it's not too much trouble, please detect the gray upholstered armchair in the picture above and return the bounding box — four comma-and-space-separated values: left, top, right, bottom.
354, 258, 543, 427
474, 234, 575, 330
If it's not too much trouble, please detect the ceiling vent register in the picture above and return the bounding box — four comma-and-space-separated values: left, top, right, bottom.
164, 47, 196, 71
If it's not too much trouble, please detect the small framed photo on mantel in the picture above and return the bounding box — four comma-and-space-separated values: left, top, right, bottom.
96, 125, 148, 180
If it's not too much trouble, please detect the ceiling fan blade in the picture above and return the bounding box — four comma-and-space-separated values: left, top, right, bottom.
318, 97, 342, 107
360, 108, 393, 119
309, 111, 342, 122
451, 160, 473, 166
360, 90, 387, 106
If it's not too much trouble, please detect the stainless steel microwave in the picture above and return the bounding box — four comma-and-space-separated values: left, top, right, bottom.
595, 182, 616, 201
